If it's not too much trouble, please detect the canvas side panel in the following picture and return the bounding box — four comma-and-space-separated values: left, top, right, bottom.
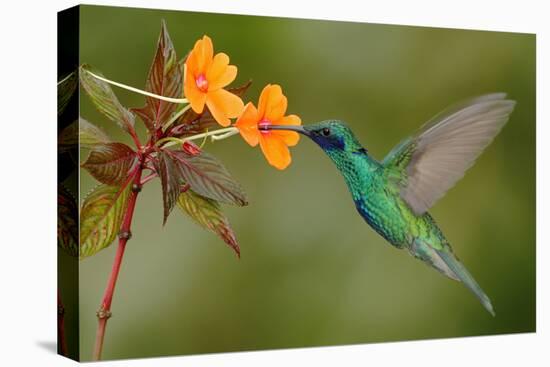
57, 5, 80, 362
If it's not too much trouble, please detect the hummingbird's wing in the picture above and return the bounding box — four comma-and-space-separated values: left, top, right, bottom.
383, 93, 516, 215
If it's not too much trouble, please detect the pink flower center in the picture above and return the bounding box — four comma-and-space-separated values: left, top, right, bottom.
195, 74, 208, 92
258, 119, 271, 135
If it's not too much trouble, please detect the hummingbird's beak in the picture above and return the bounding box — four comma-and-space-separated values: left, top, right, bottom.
260, 124, 310, 136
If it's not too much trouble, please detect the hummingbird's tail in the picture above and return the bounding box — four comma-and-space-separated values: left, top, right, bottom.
435, 248, 495, 316
410, 239, 495, 316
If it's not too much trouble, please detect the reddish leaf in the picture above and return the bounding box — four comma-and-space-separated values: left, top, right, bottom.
169, 114, 219, 138
168, 150, 248, 206
79, 64, 136, 134
58, 184, 78, 257
178, 52, 190, 68
153, 151, 184, 224
171, 80, 252, 137
82, 143, 137, 185
227, 79, 253, 98
80, 180, 133, 258
59, 118, 111, 153
78, 118, 111, 147
132, 21, 182, 131
130, 107, 156, 132
177, 190, 240, 257
58, 120, 78, 155
58, 71, 77, 116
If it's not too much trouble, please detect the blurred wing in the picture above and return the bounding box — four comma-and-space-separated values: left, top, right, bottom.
383, 93, 516, 215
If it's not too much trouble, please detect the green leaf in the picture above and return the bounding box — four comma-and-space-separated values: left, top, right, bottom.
82, 143, 138, 185
80, 181, 133, 258
79, 64, 136, 134
173, 80, 252, 136
58, 184, 79, 257
154, 151, 184, 224
79, 118, 111, 147
168, 150, 248, 206
178, 190, 240, 256
132, 20, 182, 131
59, 118, 111, 152
58, 71, 78, 116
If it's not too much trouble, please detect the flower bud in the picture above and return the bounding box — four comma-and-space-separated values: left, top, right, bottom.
182, 141, 201, 156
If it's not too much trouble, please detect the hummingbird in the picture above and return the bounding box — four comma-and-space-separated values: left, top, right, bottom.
261, 93, 516, 316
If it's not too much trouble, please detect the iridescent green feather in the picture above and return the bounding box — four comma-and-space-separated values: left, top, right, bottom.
295, 92, 515, 317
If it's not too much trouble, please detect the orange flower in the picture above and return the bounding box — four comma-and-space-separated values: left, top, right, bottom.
235, 84, 301, 170
184, 35, 244, 126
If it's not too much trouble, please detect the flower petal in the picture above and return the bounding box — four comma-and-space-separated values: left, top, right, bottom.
184, 69, 207, 113
185, 40, 200, 76
206, 53, 228, 81
266, 96, 287, 122
206, 88, 245, 127
197, 35, 213, 74
258, 84, 287, 122
272, 114, 301, 146
206, 53, 237, 90
259, 135, 292, 170
210, 65, 237, 91
236, 103, 260, 146
258, 84, 274, 118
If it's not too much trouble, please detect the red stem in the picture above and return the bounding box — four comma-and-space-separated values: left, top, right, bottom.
140, 172, 157, 186
92, 161, 143, 360
129, 126, 142, 151
57, 290, 68, 356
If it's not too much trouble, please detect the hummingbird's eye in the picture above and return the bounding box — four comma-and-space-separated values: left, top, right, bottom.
321, 127, 331, 136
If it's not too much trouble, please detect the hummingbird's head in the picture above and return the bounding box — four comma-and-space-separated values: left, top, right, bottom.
263, 120, 365, 153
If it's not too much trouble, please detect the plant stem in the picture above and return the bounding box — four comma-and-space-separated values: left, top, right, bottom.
211, 128, 240, 141
182, 127, 238, 143
57, 290, 68, 356
57, 71, 75, 86
156, 127, 239, 148
92, 163, 144, 360
140, 172, 157, 186
162, 104, 192, 132
129, 128, 142, 151
84, 69, 188, 104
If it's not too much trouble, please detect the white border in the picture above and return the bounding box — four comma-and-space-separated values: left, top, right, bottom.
0, 0, 547, 366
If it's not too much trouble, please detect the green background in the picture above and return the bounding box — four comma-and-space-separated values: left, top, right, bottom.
75, 4, 535, 361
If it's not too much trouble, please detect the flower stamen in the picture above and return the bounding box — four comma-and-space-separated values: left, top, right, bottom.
195, 74, 209, 93
258, 119, 271, 135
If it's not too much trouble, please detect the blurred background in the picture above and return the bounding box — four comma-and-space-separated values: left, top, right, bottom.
74, 4, 535, 361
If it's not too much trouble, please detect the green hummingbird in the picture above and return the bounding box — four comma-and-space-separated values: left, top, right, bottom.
262, 93, 516, 316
